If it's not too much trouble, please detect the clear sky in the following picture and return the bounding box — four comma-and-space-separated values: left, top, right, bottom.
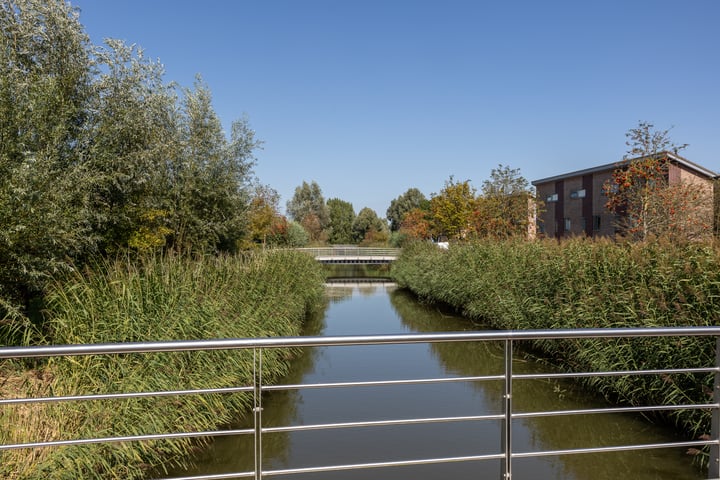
71, 0, 720, 218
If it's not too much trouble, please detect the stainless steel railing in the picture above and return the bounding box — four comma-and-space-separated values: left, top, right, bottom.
2, 327, 720, 479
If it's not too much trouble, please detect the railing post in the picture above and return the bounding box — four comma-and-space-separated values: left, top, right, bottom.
710, 337, 720, 479
502, 339, 513, 479
253, 348, 264, 480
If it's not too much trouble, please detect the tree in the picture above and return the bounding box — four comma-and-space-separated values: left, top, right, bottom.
171, 79, 258, 253
604, 122, 711, 241
86, 39, 178, 253
399, 208, 432, 240
352, 208, 388, 245
386, 188, 428, 232
285, 220, 310, 247
246, 184, 281, 247
475, 165, 533, 238
0, 0, 94, 341
326, 198, 356, 244
286, 181, 330, 232
430, 177, 477, 240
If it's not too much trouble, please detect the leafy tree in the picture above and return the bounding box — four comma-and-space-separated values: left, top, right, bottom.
399, 207, 432, 240
0, 0, 94, 340
430, 177, 477, 240
286, 181, 330, 230
171, 79, 258, 252
386, 188, 428, 232
246, 184, 281, 247
474, 165, 533, 238
0, 0, 263, 345
326, 198, 356, 244
285, 220, 310, 247
352, 208, 388, 245
86, 39, 178, 253
300, 213, 327, 243
604, 122, 711, 241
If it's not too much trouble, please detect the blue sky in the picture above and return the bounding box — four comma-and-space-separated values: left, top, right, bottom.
71, 0, 720, 218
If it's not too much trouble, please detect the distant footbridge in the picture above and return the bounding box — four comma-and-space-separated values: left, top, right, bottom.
296, 247, 400, 264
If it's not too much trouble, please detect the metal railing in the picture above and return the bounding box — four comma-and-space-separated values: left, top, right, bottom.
295, 246, 400, 264
2, 327, 720, 479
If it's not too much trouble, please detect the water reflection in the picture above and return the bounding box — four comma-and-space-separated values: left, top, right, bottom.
389, 288, 702, 479
169, 283, 702, 479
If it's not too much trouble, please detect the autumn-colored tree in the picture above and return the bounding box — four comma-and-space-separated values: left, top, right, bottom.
604, 122, 712, 241
399, 207, 432, 240
301, 213, 327, 244
430, 177, 477, 240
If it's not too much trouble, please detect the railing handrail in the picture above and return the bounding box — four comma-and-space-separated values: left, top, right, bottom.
294, 246, 401, 257
2, 327, 720, 479
3, 326, 720, 359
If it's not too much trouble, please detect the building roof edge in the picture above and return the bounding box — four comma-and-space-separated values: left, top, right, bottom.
531, 152, 718, 186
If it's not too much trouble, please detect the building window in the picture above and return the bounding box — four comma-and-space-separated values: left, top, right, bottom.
569, 189, 586, 199
546, 193, 558, 202
593, 215, 601, 231
603, 183, 618, 196
564, 218, 571, 232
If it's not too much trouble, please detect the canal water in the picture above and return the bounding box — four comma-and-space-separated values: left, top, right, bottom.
171, 281, 703, 479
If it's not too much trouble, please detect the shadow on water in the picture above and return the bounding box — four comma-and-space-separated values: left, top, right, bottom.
168, 282, 703, 480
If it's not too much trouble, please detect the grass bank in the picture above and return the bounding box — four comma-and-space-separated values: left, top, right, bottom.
0, 250, 325, 479
391, 239, 720, 450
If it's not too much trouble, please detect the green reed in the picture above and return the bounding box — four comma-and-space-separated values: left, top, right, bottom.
392, 238, 720, 451
0, 250, 325, 479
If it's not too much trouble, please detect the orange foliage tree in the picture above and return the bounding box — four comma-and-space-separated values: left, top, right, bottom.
604, 122, 712, 241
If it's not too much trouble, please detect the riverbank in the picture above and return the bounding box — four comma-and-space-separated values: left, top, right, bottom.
0, 250, 325, 479
391, 239, 720, 455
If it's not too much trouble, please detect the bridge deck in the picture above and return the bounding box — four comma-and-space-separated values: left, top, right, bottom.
296, 247, 400, 264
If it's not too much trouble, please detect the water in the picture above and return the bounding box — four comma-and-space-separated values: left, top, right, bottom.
170, 282, 704, 480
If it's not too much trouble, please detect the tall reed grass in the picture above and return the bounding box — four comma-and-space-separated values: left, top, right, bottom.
0, 250, 325, 479
392, 238, 720, 450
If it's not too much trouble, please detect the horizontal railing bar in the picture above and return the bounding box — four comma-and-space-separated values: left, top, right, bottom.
4, 327, 720, 359
0, 385, 253, 406
514, 403, 719, 419
0, 427, 254, 451
262, 414, 504, 434
156, 471, 254, 480
515, 367, 718, 380
512, 439, 716, 458
262, 374, 504, 391
261, 453, 506, 477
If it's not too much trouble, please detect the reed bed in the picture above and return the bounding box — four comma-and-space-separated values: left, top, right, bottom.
391, 238, 720, 450
0, 250, 325, 479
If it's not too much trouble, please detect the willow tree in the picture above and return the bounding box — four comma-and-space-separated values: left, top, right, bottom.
0, 0, 94, 341
87, 39, 179, 253
171, 80, 259, 253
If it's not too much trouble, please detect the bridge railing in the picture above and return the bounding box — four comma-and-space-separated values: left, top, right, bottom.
295, 246, 401, 258
2, 327, 719, 479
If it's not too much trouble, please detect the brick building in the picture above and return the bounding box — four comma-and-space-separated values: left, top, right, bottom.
532, 153, 717, 238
